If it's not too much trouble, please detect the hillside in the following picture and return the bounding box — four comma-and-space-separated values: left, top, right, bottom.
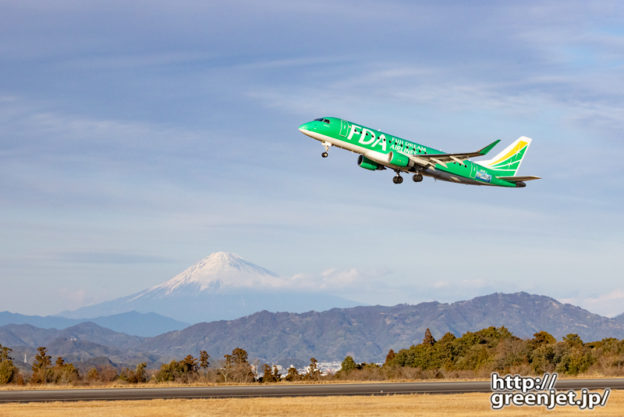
138, 292, 624, 365
3, 292, 624, 368
0, 322, 159, 370
0, 311, 188, 337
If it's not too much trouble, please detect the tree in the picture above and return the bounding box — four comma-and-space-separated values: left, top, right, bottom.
220, 347, 254, 383
272, 365, 281, 382
121, 362, 148, 384
199, 350, 210, 369
33, 347, 51, 369
181, 355, 199, 375
135, 362, 148, 383
285, 366, 300, 381
155, 360, 180, 382
52, 357, 79, 385
340, 356, 358, 374
423, 328, 436, 346
99, 367, 119, 382
555, 347, 593, 376
232, 348, 248, 364
384, 349, 396, 366
436, 332, 457, 368
87, 368, 100, 383
31, 346, 53, 384
563, 334, 584, 348
155, 355, 201, 383
530, 331, 556, 347
0, 346, 10, 362
304, 357, 321, 381
0, 345, 18, 384
261, 364, 277, 383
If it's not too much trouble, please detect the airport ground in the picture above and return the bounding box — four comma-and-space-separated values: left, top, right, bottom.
0, 390, 623, 417
0, 374, 619, 390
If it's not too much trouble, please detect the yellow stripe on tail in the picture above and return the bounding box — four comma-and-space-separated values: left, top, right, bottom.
476, 136, 532, 176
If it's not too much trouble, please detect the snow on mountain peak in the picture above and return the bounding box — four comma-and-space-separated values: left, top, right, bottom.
150, 252, 282, 294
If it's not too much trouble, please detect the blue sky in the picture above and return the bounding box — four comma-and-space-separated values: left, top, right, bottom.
2, 1, 624, 316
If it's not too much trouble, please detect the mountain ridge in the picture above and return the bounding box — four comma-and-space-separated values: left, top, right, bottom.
3, 292, 622, 369
137, 291, 624, 365
0, 310, 188, 337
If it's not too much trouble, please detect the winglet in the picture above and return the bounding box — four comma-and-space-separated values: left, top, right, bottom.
478, 139, 501, 156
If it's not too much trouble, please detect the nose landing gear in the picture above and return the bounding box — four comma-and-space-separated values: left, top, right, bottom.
321, 141, 331, 158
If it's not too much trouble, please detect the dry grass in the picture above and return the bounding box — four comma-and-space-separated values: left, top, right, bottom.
0, 391, 622, 417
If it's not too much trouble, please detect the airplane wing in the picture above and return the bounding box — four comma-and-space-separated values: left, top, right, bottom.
496, 176, 541, 182
406, 140, 501, 169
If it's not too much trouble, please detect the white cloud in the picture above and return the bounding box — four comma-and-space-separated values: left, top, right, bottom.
561, 290, 624, 317
0, 96, 205, 154
460, 279, 488, 288
284, 268, 365, 291
56, 288, 98, 311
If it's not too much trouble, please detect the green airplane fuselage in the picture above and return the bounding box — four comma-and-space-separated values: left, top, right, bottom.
298, 117, 523, 187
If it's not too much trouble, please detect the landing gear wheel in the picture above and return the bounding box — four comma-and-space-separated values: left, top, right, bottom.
393, 175, 403, 184
321, 141, 331, 158
412, 173, 423, 182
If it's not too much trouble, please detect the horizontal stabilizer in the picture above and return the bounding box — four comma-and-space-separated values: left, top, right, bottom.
497, 176, 541, 182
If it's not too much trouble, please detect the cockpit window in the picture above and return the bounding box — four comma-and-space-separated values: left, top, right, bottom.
314, 117, 331, 124
323, 118, 330, 124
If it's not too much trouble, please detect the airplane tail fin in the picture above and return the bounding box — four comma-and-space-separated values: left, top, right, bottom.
476, 136, 532, 176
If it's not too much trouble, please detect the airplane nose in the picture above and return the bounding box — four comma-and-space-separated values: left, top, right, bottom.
298, 122, 310, 132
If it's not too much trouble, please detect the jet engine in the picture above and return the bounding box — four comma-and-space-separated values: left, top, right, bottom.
357, 155, 384, 170
387, 151, 410, 167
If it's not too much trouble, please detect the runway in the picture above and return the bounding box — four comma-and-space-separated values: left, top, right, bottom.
0, 379, 622, 403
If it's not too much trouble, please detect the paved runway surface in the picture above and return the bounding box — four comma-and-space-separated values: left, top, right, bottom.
1, 379, 622, 403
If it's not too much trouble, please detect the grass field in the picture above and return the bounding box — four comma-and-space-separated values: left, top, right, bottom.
0, 390, 621, 417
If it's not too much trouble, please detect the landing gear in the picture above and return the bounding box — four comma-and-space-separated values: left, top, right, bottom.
321, 141, 331, 158
392, 170, 404, 184
412, 173, 423, 183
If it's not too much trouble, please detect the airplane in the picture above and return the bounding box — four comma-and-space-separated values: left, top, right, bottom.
298, 117, 540, 188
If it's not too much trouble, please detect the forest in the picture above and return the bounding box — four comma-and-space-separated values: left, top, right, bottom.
1, 326, 623, 385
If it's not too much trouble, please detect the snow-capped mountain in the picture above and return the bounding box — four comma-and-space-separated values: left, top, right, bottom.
144, 252, 282, 296
61, 252, 359, 323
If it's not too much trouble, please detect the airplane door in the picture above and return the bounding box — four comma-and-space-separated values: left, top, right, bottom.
339, 120, 350, 137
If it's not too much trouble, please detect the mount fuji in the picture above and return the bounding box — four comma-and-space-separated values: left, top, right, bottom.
61, 252, 360, 323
